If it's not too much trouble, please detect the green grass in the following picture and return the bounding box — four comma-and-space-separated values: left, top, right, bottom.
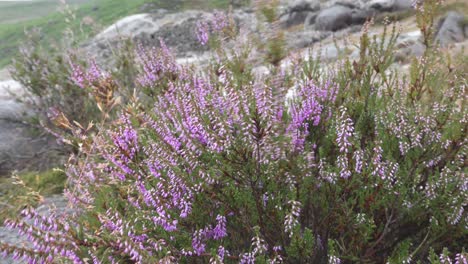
0, 0, 148, 68
0, 169, 67, 222
439, 1, 468, 16
0, 0, 92, 24
15, 169, 68, 195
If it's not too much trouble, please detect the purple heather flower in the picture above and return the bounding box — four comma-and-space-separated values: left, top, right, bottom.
371, 143, 386, 180
329, 255, 342, 264
262, 193, 269, 207
211, 11, 228, 32
240, 253, 255, 264
213, 215, 227, 240
336, 107, 354, 153
455, 253, 467, 264
70, 62, 86, 88
353, 150, 364, 173
192, 230, 206, 255
86, 59, 104, 82
338, 155, 351, 179
440, 252, 453, 264
196, 20, 209, 46
136, 40, 179, 87
218, 246, 226, 258
47, 106, 61, 120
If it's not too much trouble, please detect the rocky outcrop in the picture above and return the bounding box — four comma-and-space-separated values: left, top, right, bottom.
84, 0, 431, 66
84, 9, 258, 63
435, 11, 467, 47
79, 1, 454, 78
304, 8, 369, 29
84, 10, 210, 61
281, 0, 415, 31
0, 73, 57, 176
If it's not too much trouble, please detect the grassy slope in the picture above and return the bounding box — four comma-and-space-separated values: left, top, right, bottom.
0, 0, 148, 67
0, 0, 92, 24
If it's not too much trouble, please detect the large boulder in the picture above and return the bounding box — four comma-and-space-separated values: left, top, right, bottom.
315, 5, 354, 31
280, 0, 320, 28
314, 1, 376, 32
84, 11, 211, 62
85, 10, 258, 63
312, 0, 412, 32
435, 11, 467, 47
0, 74, 57, 176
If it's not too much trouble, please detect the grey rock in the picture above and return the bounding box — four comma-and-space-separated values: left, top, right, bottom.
280, 0, 320, 27
367, 0, 413, 12
367, 0, 394, 11
394, 0, 413, 10
304, 12, 318, 27
395, 41, 425, 62
35, 195, 72, 216
407, 41, 425, 57
85, 10, 258, 63
0, 79, 59, 176
286, 30, 331, 49
288, 0, 320, 12
322, 0, 371, 9
85, 11, 211, 62
351, 8, 373, 25
370, 30, 424, 61
435, 11, 466, 47
0, 121, 57, 175
313, 44, 340, 61
315, 5, 354, 31
232, 9, 258, 34
281, 11, 311, 27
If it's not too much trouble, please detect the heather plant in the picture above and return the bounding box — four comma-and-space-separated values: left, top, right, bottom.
11, 34, 152, 155
10, 3, 143, 150
11, 31, 98, 132
1, 1, 467, 264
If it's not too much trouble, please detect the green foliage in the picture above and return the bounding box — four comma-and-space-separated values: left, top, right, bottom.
16, 169, 68, 195
0, 169, 67, 223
